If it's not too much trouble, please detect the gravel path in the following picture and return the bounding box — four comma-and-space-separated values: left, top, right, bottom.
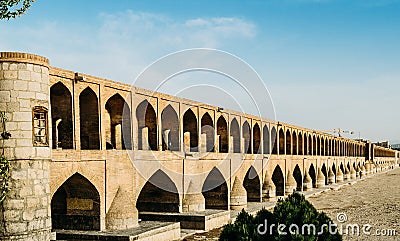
184, 167, 400, 240
308, 167, 399, 241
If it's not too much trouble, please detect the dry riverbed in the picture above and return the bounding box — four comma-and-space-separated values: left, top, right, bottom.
184, 167, 400, 241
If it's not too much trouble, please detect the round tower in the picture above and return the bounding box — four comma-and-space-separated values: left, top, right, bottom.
0, 52, 51, 240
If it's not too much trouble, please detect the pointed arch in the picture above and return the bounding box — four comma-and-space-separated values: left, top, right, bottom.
183, 109, 198, 152
202, 167, 228, 210
136, 170, 179, 212
51, 173, 100, 230
50, 82, 73, 149
272, 165, 285, 196
292, 131, 298, 155
201, 113, 214, 152
243, 166, 261, 202
136, 100, 156, 150
263, 125, 270, 154
293, 164, 302, 191
253, 123, 261, 154
161, 105, 179, 151
79, 87, 100, 150
313, 136, 317, 155
285, 129, 291, 155
279, 129, 285, 154
271, 127, 277, 154
231, 118, 240, 153
309, 164, 316, 187
298, 132, 303, 155
106, 93, 132, 150
242, 121, 251, 154
217, 116, 228, 153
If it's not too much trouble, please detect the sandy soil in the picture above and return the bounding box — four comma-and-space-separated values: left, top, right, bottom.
183, 167, 400, 241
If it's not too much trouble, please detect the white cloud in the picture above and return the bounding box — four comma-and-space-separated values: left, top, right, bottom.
0, 10, 257, 83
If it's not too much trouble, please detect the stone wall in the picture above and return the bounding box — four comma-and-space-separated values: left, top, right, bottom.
0, 52, 51, 240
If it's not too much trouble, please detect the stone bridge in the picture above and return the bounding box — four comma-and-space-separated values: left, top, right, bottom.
0, 52, 397, 240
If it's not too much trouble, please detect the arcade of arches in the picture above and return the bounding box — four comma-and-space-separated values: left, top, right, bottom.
48, 68, 397, 233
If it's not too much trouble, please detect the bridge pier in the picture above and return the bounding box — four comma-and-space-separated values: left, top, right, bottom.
182, 181, 205, 212
328, 168, 336, 184
230, 177, 247, 210
336, 168, 344, 183
261, 170, 276, 200
285, 171, 296, 195
303, 171, 313, 191
316, 167, 326, 188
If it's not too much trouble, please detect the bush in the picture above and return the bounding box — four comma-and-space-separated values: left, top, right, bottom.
219, 192, 342, 241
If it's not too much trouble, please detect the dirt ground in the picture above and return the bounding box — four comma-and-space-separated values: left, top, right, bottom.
183, 167, 400, 241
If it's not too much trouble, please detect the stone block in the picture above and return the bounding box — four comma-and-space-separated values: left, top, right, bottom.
0, 90, 10, 102
33, 65, 41, 73
18, 71, 31, 81
13, 112, 31, 121
31, 72, 41, 83
14, 147, 35, 159
0, 79, 13, 90
9, 63, 18, 70
17, 122, 32, 131
2, 62, 9, 70
4, 210, 21, 222
36, 92, 47, 101
6, 102, 20, 112
28, 82, 41, 92
23, 210, 35, 221
6, 222, 27, 233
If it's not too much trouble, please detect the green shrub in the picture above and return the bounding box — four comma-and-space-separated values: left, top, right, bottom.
220, 192, 342, 241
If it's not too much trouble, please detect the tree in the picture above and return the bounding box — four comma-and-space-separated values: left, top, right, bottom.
1, 0, 35, 20
220, 193, 342, 241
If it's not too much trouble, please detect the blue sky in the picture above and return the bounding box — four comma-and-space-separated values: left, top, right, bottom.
1, 0, 399, 142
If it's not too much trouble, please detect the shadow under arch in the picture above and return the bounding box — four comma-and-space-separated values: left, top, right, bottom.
51, 173, 100, 231
243, 166, 261, 202
309, 164, 316, 187
136, 170, 180, 212
272, 165, 284, 196
293, 164, 302, 191
202, 167, 228, 210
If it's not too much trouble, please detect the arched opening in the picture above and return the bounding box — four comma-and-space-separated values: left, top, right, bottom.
242, 121, 251, 154
136, 170, 179, 212
217, 116, 228, 153
309, 164, 316, 187
253, 123, 261, 154
308, 135, 312, 155
286, 130, 292, 155
201, 113, 214, 152
312, 136, 317, 155
136, 100, 156, 150
231, 118, 241, 153
50, 82, 73, 149
271, 127, 277, 154
298, 133, 303, 155
79, 87, 100, 150
263, 125, 270, 154
51, 173, 100, 231
106, 94, 132, 150
293, 165, 302, 191
272, 165, 285, 196
202, 168, 228, 210
161, 105, 179, 151
292, 131, 298, 155
279, 129, 285, 155
183, 109, 198, 152
322, 163, 328, 185
243, 166, 261, 202
316, 136, 320, 156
